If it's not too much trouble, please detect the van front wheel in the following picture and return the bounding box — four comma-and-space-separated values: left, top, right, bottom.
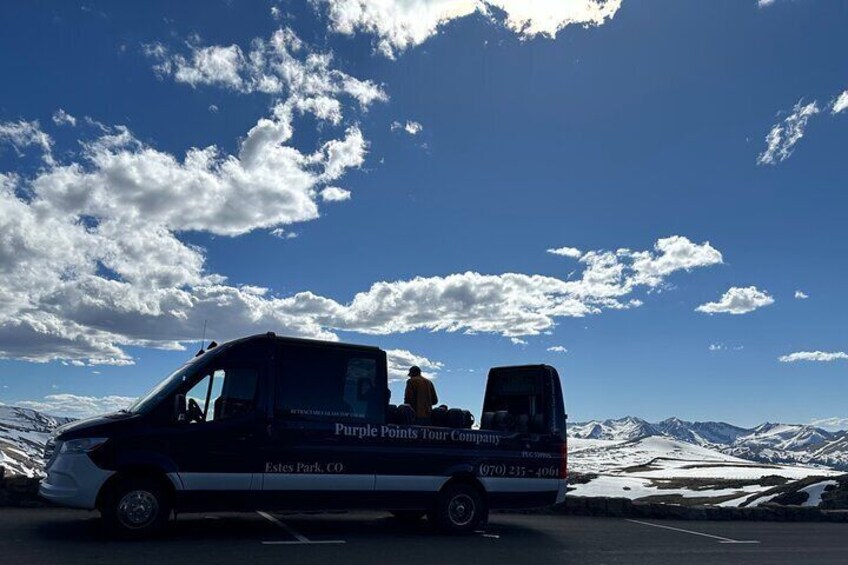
430, 483, 486, 534
101, 477, 171, 538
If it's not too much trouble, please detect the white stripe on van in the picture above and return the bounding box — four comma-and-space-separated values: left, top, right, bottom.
169, 472, 561, 494
262, 473, 374, 491
175, 472, 255, 491
374, 475, 449, 492
480, 477, 561, 492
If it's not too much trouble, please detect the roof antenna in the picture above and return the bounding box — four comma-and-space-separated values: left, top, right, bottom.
195, 320, 207, 357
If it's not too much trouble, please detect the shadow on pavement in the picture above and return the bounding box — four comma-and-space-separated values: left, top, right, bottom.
30, 509, 555, 546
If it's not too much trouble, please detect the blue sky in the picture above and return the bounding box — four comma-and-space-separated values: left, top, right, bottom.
0, 1, 846, 427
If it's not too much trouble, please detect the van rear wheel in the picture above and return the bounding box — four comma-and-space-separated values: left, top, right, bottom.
430, 483, 486, 534
101, 477, 171, 538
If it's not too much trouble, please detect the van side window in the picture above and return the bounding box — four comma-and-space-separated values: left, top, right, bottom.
276, 344, 380, 422
185, 366, 259, 423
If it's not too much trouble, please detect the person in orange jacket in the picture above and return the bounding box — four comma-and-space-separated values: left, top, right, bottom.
403, 365, 438, 424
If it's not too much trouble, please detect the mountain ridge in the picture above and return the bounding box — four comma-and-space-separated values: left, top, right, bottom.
3, 406, 848, 477
569, 416, 848, 471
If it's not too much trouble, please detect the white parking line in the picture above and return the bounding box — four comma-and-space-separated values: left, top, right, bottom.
625, 519, 760, 544
262, 541, 347, 545
257, 511, 346, 545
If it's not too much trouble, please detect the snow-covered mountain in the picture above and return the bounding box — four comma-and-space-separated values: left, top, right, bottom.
568, 417, 661, 442
736, 422, 836, 452
723, 424, 848, 470
569, 417, 848, 471
0, 405, 72, 477
655, 417, 750, 446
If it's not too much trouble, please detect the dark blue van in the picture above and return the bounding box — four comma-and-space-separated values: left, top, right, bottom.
40, 333, 568, 536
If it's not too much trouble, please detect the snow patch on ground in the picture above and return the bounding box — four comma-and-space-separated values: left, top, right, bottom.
568, 436, 839, 506
569, 475, 765, 501
800, 480, 839, 507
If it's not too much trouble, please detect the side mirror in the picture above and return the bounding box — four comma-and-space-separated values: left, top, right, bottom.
174, 394, 187, 423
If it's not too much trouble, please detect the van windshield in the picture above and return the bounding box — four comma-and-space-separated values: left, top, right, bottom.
126, 352, 215, 414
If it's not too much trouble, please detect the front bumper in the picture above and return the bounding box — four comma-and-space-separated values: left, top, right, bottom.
39, 451, 114, 510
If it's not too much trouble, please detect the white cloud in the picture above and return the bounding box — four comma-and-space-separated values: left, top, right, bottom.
794, 290, 809, 299
547, 345, 567, 353
17, 394, 136, 418
316, 0, 623, 58
0, 186, 723, 365
391, 120, 422, 135
696, 286, 774, 315
624, 235, 724, 287
13, 30, 381, 243
173, 44, 246, 90
271, 228, 299, 239
0, 26, 722, 367
145, 29, 387, 109
26, 115, 369, 243
510, 337, 527, 345
52, 109, 77, 127
709, 343, 743, 351
810, 417, 848, 431
208, 104, 219, 113
547, 246, 582, 259
320, 186, 352, 201
832, 91, 848, 114
757, 100, 819, 165
271, 235, 722, 339
757, 0, 776, 7
0, 28, 388, 365
779, 351, 848, 363
0, 119, 54, 165
385, 348, 443, 381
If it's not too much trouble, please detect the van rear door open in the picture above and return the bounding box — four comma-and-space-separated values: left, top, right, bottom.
475, 365, 567, 506
481, 365, 567, 438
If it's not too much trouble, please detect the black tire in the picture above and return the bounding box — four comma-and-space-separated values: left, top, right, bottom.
429, 482, 486, 534
101, 476, 172, 538
391, 510, 426, 523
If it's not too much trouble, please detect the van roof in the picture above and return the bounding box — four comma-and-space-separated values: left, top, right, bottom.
488, 364, 554, 372
226, 332, 383, 353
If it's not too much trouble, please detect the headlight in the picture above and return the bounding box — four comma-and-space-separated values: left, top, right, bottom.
60, 437, 109, 454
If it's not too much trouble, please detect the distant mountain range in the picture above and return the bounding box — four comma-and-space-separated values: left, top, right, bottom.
3, 405, 848, 477
0, 405, 72, 477
569, 417, 848, 471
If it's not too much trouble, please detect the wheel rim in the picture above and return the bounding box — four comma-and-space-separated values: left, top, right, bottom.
117, 490, 159, 529
447, 493, 476, 527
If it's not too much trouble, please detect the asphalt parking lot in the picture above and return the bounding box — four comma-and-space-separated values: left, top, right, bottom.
1, 507, 847, 565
